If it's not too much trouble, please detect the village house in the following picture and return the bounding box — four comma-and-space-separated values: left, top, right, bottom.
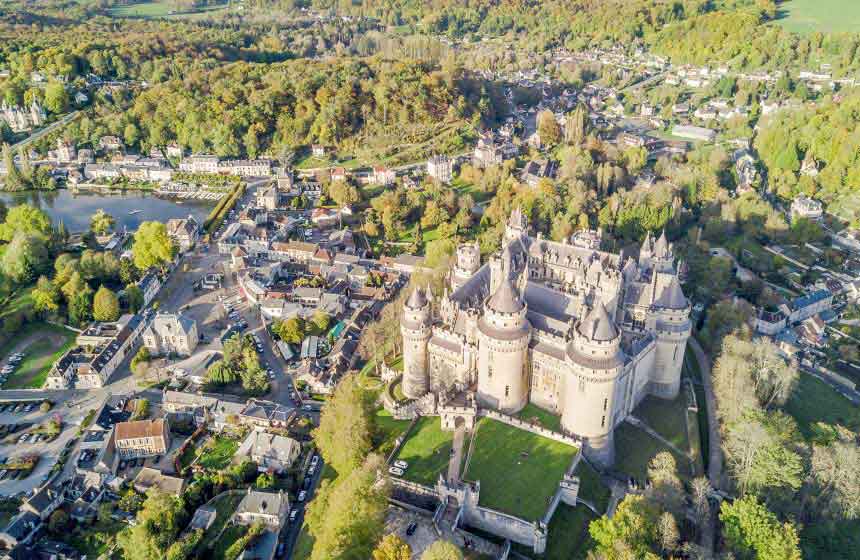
239, 399, 294, 429
234, 431, 301, 473
165, 215, 200, 253
114, 418, 170, 459
426, 155, 453, 183
371, 165, 395, 186
142, 312, 199, 356
234, 488, 289, 529
791, 194, 823, 222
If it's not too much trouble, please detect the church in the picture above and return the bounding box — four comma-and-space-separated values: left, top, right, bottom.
400, 209, 691, 465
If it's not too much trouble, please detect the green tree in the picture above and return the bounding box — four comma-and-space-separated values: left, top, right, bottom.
306, 455, 389, 560
31, 275, 60, 315
133, 221, 177, 271
311, 310, 331, 333
48, 509, 69, 533
165, 529, 202, 560
312, 375, 373, 476
589, 494, 661, 559
256, 473, 275, 489
720, 496, 802, 560
125, 283, 144, 312
274, 317, 305, 344
93, 285, 120, 322
1, 233, 49, 284
206, 359, 238, 385
373, 534, 411, 560
132, 398, 150, 420
0, 204, 53, 242
420, 541, 463, 560
537, 109, 561, 147
43, 81, 69, 113
118, 491, 188, 560
90, 209, 116, 235
2, 143, 24, 191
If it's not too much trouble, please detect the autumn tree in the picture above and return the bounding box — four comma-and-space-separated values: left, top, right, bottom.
719, 496, 801, 560
312, 375, 373, 476
133, 221, 177, 271
537, 109, 561, 147
93, 285, 120, 322
372, 534, 411, 560
420, 541, 463, 560
90, 209, 116, 235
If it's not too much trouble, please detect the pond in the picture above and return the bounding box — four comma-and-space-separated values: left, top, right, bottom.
0, 189, 214, 232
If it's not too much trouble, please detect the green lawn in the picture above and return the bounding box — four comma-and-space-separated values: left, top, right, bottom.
0, 323, 77, 389
613, 422, 691, 485
464, 418, 578, 521
372, 408, 411, 456
108, 0, 229, 19
634, 394, 690, 453
200, 491, 244, 552
197, 435, 239, 470
574, 460, 610, 514
0, 287, 33, 319
540, 504, 597, 560
394, 416, 453, 485
776, 0, 860, 33
784, 373, 860, 440
515, 402, 562, 432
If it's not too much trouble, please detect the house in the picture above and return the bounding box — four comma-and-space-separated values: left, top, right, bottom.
520, 159, 556, 188
791, 194, 823, 222
234, 488, 289, 529
142, 313, 199, 356
472, 131, 518, 168
239, 399, 294, 429
235, 431, 301, 473
179, 154, 220, 174
783, 289, 832, 324
330, 167, 347, 182
98, 136, 124, 153
311, 145, 328, 158
256, 185, 279, 210
133, 467, 187, 495
372, 165, 395, 186
55, 138, 77, 163
0, 511, 41, 549
166, 142, 183, 159
270, 241, 317, 263
189, 504, 218, 532
165, 215, 200, 253
427, 155, 453, 183
311, 208, 340, 227
238, 528, 279, 560
114, 418, 170, 459
20, 483, 64, 520
138, 270, 162, 307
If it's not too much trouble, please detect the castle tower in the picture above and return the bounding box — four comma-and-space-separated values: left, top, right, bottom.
505, 207, 529, 243
452, 241, 481, 290
476, 275, 530, 414
650, 230, 675, 273
401, 286, 432, 399
561, 302, 624, 467
649, 274, 691, 399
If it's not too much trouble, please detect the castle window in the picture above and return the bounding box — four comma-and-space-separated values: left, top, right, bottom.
488, 363, 493, 379
601, 415, 606, 428
603, 398, 608, 411
505, 385, 510, 397
578, 378, 586, 392
673, 346, 678, 361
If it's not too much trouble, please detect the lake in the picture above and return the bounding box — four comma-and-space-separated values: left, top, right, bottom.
0, 189, 214, 232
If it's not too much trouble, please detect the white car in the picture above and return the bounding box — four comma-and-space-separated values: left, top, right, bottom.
289, 510, 299, 523
297, 490, 307, 502
388, 466, 404, 476
393, 460, 408, 470
310, 455, 319, 466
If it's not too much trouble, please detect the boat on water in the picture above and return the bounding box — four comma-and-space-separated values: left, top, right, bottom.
128, 210, 142, 215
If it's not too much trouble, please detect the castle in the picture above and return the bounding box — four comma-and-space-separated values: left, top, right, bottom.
400, 209, 691, 466
0, 100, 46, 133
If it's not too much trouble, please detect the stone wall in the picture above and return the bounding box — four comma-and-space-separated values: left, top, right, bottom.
479, 409, 582, 448
462, 506, 546, 553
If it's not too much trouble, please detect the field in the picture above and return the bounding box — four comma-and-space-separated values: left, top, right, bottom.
776, 0, 860, 34
463, 418, 578, 521
784, 373, 860, 439
515, 403, 562, 432
635, 394, 690, 455
372, 408, 411, 457
613, 422, 691, 485
0, 322, 77, 389
107, 0, 229, 19
573, 460, 610, 514
393, 416, 453, 485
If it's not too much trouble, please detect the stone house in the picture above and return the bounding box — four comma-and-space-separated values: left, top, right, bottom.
114, 419, 170, 459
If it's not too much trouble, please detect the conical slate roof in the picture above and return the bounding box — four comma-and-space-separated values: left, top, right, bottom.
487, 277, 524, 314
578, 302, 618, 341
654, 230, 669, 257
656, 275, 688, 310
406, 286, 427, 309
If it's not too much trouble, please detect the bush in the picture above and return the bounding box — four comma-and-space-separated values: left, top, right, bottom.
39, 401, 52, 413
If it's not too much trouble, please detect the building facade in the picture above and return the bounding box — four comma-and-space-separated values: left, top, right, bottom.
142, 313, 198, 356
400, 209, 691, 465
114, 419, 170, 459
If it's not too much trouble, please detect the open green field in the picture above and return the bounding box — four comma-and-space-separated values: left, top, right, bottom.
635, 394, 690, 454
776, 0, 860, 34
464, 418, 578, 521
199, 491, 244, 551
372, 408, 411, 456
394, 416, 453, 485
515, 402, 562, 432
541, 504, 597, 560
784, 373, 860, 439
107, 0, 229, 19
197, 435, 239, 470
0, 322, 77, 389
614, 422, 691, 485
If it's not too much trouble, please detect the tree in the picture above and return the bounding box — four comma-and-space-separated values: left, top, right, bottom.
207, 359, 238, 385
118, 491, 188, 560
565, 104, 587, 145
256, 473, 275, 489
90, 209, 116, 235
133, 221, 177, 271
420, 541, 463, 560
125, 283, 144, 312
274, 317, 305, 344
312, 375, 373, 476
2, 143, 24, 191
589, 494, 660, 559
328, 181, 361, 208
720, 496, 801, 560
31, 275, 60, 315
120, 257, 140, 284
48, 509, 69, 533
1, 233, 49, 284
311, 310, 331, 333
537, 109, 561, 146
809, 436, 860, 520
132, 398, 150, 420
0, 204, 53, 241
93, 285, 121, 322
68, 289, 94, 327
657, 512, 679, 555
165, 529, 202, 560
44, 81, 69, 113
373, 534, 412, 560
305, 455, 389, 560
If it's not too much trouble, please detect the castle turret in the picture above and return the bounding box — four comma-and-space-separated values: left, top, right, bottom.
562, 302, 624, 467
452, 241, 481, 290
401, 286, 432, 399
505, 207, 529, 243
651, 230, 675, 273
649, 274, 691, 398
476, 275, 530, 414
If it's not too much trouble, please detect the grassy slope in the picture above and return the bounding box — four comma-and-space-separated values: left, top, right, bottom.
515, 402, 562, 432
613, 422, 691, 484
784, 373, 860, 439
0, 323, 77, 389
464, 418, 577, 521
198, 436, 239, 470
394, 416, 453, 485
775, 0, 860, 34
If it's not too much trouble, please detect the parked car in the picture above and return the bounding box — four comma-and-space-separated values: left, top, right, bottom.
388, 467, 404, 476
297, 490, 307, 502
406, 522, 418, 536
394, 460, 408, 470
289, 510, 299, 523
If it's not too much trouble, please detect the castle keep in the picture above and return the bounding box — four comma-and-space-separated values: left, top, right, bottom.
401, 209, 691, 465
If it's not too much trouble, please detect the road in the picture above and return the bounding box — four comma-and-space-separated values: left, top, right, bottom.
12, 111, 81, 151
282, 457, 326, 560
